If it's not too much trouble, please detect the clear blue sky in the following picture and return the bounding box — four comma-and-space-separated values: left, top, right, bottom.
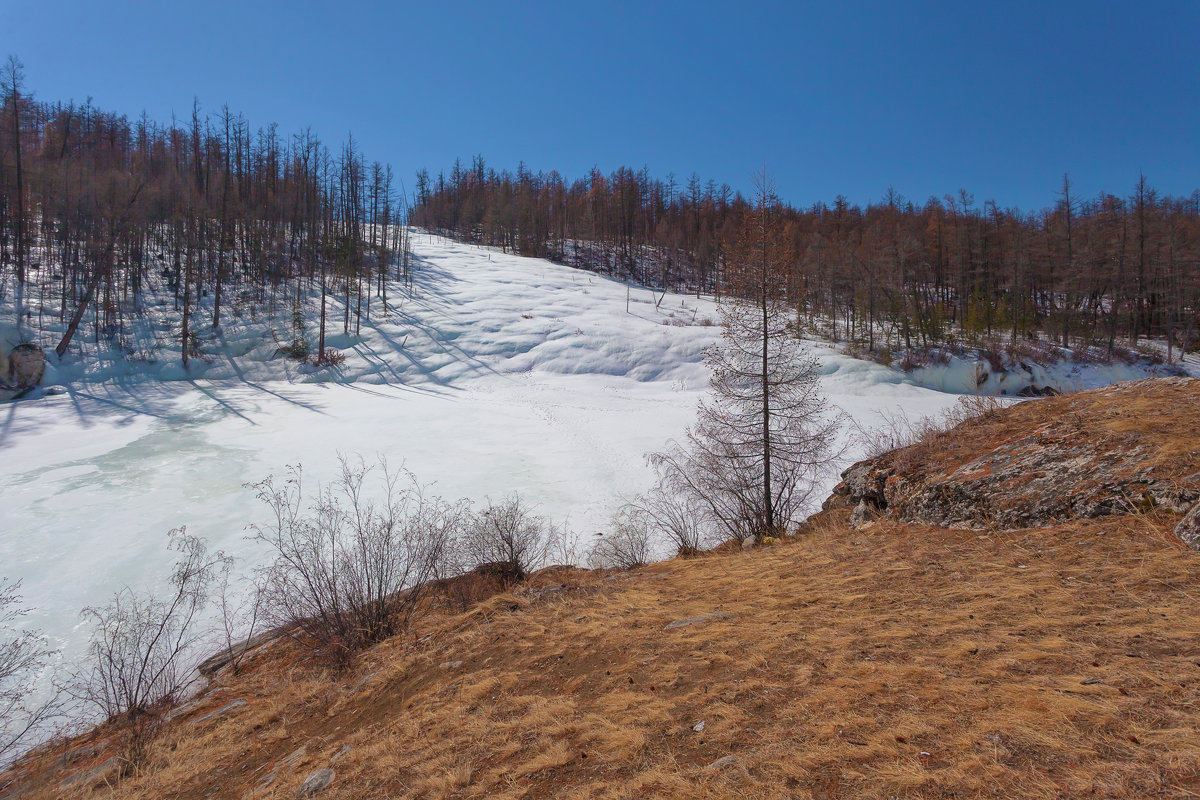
3, 0, 1197, 212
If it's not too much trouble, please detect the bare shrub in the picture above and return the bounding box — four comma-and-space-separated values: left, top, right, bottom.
899, 346, 953, 372
851, 407, 934, 459
1005, 338, 1063, 366
458, 494, 554, 582
587, 507, 654, 570
248, 457, 460, 663
944, 393, 1005, 427
64, 529, 226, 724
853, 394, 1008, 470
213, 566, 264, 677
979, 342, 1005, 372
1, 578, 59, 765
631, 484, 709, 556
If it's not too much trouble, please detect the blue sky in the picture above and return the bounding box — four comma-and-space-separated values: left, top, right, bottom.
3, 0, 1197, 211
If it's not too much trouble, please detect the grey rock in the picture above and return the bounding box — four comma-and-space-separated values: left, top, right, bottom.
329, 745, 352, 764
848, 500, 881, 529
664, 612, 732, 630
280, 744, 308, 770
297, 768, 335, 797
254, 743, 309, 793
825, 460, 894, 512
198, 628, 286, 676
192, 697, 247, 725
1176, 502, 1200, 551
439, 660, 464, 669
164, 697, 202, 723
703, 755, 739, 772
60, 755, 121, 790
692, 720, 706, 733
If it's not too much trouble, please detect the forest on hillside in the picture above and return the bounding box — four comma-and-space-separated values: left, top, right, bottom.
413, 157, 1200, 361
0, 59, 406, 368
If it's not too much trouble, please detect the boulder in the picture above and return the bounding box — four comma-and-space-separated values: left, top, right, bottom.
848, 499, 882, 529
1176, 502, 1200, 551
825, 460, 893, 512
8, 343, 44, 387
0, 343, 44, 400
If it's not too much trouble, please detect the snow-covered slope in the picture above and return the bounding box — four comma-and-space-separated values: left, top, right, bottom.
0, 233, 962, 683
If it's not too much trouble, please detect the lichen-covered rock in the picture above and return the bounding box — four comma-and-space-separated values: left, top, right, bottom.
826, 378, 1200, 532
1176, 502, 1200, 551
824, 460, 894, 512
849, 499, 882, 529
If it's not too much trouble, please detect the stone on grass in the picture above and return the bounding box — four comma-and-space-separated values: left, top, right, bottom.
59, 756, 121, 790
192, 697, 247, 725
704, 755, 739, 773
297, 768, 335, 797
665, 612, 732, 630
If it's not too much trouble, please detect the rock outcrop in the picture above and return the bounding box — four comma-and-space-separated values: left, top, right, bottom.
829, 378, 1200, 532
1176, 502, 1200, 550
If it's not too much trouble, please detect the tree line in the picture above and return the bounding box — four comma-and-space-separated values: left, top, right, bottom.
0, 57, 410, 367
413, 157, 1200, 360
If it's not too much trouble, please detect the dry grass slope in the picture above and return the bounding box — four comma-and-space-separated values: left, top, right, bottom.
6, 379, 1200, 799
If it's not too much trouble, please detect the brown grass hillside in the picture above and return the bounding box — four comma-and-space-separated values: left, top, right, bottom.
6, 380, 1200, 800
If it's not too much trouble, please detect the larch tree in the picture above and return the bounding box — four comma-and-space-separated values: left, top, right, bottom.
650, 171, 841, 543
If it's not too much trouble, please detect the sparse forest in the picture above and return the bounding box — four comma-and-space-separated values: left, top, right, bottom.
0, 57, 410, 368
413, 157, 1200, 360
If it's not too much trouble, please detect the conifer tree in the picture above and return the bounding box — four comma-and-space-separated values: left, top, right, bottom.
651, 172, 840, 542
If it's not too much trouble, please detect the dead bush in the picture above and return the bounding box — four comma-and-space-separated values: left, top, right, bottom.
1, 578, 59, 765
587, 506, 654, 570
456, 494, 555, 583
248, 457, 463, 664
64, 529, 227, 725
631, 484, 709, 557
311, 349, 346, 368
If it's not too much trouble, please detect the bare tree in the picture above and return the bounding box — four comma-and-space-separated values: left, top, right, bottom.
649, 173, 841, 543
248, 457, 460, 662
0, 578, 59, 765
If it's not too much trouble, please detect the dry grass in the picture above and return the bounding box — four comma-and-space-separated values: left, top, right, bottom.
891, 377, 1200, 481
10, 503, 1200, 800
